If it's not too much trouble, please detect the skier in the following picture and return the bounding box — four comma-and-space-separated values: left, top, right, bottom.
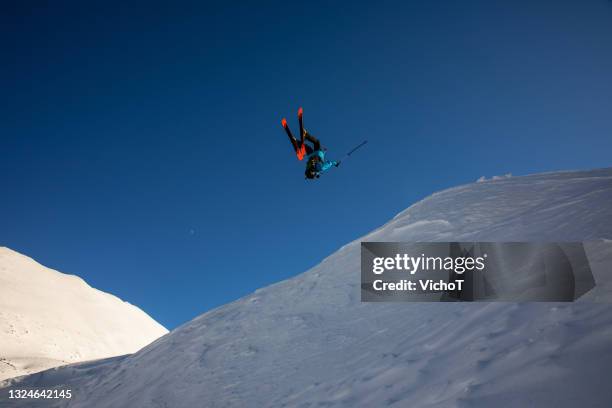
281, 107, 340, 179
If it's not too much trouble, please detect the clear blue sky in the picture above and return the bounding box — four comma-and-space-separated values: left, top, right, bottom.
2, 1, 611, 329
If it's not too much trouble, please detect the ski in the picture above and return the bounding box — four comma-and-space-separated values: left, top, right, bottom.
282, 117, 306, 160
298, 107, 305, 144
282, 118, 298, 149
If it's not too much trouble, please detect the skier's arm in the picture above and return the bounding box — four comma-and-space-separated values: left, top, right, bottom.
320, 160, 338, 172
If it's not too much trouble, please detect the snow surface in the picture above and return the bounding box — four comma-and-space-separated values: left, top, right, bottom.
2, 168, 612, 407
0, 248, 168, 382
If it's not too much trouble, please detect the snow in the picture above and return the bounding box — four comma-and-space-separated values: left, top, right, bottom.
2, 168, 612, 407
477, 173, 512, 183
0, 248, 168, 382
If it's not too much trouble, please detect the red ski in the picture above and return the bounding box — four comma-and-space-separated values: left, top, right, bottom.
281, 108, 306, 160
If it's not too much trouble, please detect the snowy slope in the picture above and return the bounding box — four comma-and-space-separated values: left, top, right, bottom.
2, 168, 612, 408
0, 248, 168, 381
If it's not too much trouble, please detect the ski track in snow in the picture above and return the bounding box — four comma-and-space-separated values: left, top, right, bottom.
2, 168, 612, 407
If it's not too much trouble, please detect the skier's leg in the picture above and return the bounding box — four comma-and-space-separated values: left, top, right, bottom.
304, 131, 321, 151
304, 144, 313, 155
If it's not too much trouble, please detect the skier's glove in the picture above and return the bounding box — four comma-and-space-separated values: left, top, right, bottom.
334, 161, 341, 167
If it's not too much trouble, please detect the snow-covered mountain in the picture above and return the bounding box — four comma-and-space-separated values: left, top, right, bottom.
0, 248, 168, 382
2, 168, 612, 407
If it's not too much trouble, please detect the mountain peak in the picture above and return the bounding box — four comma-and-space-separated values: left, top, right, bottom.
0, 248, 168, 382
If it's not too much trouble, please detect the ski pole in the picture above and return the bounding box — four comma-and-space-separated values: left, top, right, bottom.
341, 140, 368, 160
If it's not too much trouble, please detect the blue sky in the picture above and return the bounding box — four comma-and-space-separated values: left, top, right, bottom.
2, 1, 612, 329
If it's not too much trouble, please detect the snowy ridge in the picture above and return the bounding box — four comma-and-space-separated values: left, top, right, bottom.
0, 248, 168, 382
2, 168, 612, 407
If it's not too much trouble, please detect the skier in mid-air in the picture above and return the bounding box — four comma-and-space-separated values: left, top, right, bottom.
281, 107, 340, 179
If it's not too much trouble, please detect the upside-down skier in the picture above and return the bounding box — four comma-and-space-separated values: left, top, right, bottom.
281, 107, 340, 179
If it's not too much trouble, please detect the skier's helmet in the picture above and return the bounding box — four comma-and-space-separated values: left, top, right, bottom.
305, 168, 317, 179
